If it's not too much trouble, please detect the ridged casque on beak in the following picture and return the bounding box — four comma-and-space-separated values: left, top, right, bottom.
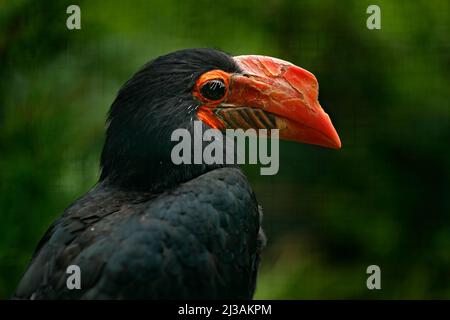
230, 55, 341, 149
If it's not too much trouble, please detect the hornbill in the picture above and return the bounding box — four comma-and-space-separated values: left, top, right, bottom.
14, 48, 341, 299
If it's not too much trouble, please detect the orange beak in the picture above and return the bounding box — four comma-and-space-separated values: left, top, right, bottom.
196, 55, 341, 149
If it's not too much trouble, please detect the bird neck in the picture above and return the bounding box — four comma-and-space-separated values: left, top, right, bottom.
100, 156, 226, 193
99, 123, 232, 192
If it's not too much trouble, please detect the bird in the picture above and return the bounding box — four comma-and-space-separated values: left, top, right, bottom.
14, 48, 341, 299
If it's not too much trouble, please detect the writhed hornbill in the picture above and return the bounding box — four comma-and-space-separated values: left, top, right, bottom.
14, 48, 341, 299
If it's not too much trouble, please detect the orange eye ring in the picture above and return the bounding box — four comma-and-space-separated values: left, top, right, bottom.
193, 70, 231, 104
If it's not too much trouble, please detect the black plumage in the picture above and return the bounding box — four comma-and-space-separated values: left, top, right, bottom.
14, 49, 265, 299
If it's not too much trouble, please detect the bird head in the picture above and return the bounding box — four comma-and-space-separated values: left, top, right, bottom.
194, 55, 341, 149
100, 48, 341, 190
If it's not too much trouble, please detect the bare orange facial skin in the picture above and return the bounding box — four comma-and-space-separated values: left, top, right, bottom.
197, 108, 225, 130
193, 70, 231, 105
193, 69, 232, 130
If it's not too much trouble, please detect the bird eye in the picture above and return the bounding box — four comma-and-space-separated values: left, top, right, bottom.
200, 79, 226, 101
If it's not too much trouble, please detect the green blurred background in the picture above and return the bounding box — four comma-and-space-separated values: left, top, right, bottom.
1, 0, 449, 299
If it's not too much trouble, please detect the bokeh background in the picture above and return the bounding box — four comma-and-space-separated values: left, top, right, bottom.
1, 0, 449, 299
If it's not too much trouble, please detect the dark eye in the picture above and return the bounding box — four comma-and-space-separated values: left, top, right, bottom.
200, 79, 226, 100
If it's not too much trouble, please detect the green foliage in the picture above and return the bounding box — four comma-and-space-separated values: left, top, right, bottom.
0, 0, 449, 299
